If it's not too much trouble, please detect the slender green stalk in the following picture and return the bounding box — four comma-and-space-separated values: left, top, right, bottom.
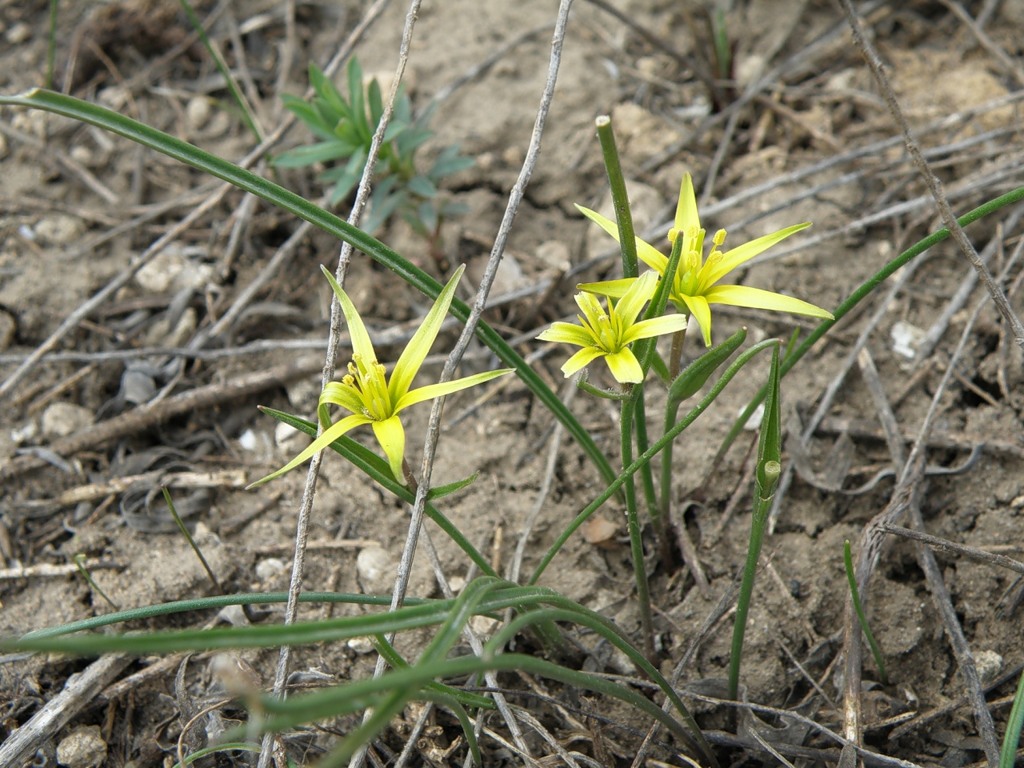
844, 539, 889, 685
531, 338, 780, 583
596, 116, 659, 522
0, 89, 616, 487
72, 554, 119, 611
177, 0, 262, 141
595, 116, 638, 278
728, 344, 782, 700
1000, 667, 1024, 768
659, 328, 747, 525
162, 487, 221, 590
719, 184, 1024, 460
620, 390, 655, 659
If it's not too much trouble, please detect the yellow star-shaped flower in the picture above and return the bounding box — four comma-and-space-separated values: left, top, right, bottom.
249, 265, 512, 486
577, 173, 833, 347
537, 270, 687, 384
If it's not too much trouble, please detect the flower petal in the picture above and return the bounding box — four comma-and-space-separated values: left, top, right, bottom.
674, 173, 700, 234
576, 205, 668, 273
246, 412, 372, 488
390, 265, 465, 404
614, 270, 659, 326
603, 347, 643, 383
561, 346, 604, 377
704, 284, 834, 318
578, 278, 635, 299
703, 222, 811, 286
395, 368, 514, 411
319, 380, 365, 419
321, 265, 377, 364
622, 313, 689, 343
537, 322, 595, 347
371, 416, 407, 482
680, 293, 713, 347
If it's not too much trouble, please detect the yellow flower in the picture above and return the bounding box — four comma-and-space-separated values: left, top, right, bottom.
249, 265, 512, 486
537, 270, 687, 384
577, 173, 833, 347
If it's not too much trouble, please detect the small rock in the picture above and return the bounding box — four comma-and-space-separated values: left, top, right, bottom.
347, 636, 375, 654
186, 96, 212, 131
135, 246, 213, 293
5, 22, 30, 45
536, 240, 570, 273
34, 214, 86, 246
356, 546, 393, 594
41, 402, 94, 439
255, 557, 288, 582
974, 650, 1002, 685
56, 725, 107, 768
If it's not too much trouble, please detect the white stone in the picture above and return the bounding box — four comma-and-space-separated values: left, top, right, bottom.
34, 214, 86, 246
356, 546, 393, 593
40, 402, 94, 439
255, 557, 288, 582
56, 725, 106, 768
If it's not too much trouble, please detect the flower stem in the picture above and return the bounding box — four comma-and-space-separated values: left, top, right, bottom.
595, 116, 638, 278
620, 390, 655, 660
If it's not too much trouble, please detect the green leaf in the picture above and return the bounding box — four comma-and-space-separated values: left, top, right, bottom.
406, 175, 437, 198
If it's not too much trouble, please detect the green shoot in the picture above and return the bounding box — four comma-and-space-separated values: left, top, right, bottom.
845, 539, 889, 685
729, 342, 782, 700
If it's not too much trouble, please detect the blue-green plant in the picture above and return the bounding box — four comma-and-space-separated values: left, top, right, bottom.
276, 58, 474, 251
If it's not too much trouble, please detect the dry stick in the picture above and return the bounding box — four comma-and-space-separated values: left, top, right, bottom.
881, 524, 1024, 576
837, 0, 1024, 350
0, 357, 321, 482
261, 1, 401, 765
939, 0, 1024, 88
0, 654, 131, 768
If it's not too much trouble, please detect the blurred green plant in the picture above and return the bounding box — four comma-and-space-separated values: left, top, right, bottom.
276, 58, 474, 253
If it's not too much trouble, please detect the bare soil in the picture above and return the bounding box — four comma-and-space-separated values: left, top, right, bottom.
1, 0, 1023, 766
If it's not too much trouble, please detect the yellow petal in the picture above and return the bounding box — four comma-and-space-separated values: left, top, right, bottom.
371, 416, 407, 482
561, 346, 604, 377
703, 223, 811, 287
394, 368, 513, 411
537, 322, 595, 347
680, 294, 713, 347
674, 173, 700, 234
319, 380, 365, 419
390, 265, 465, 405
614, 270, 659, 326
246, 412, 372, 488
576, 205, 668, 273
623, 313, 688, 344
578, 278, 634, 299
604, 347, 643, 383
321, 265, 377, 364
704, 284, 834, 318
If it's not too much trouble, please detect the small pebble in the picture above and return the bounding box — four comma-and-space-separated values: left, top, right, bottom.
56, 725, 107, 768
41, 402, 94, 439
186, 96, 212, 131
356, 546, 392, 593
974, 650, 1002, 685
5, 22, 30, 45
255, 557, 288, 582
33, 214, 86, 246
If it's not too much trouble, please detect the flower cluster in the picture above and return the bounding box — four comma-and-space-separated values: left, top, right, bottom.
539, 172, 833, 381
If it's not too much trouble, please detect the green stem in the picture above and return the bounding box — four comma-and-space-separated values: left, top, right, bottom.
530, 338, 779, 584
728, 344, 782, 700
595, 116, 638, 278
621, 391, 655, 659
844, 539, 889, 685
719, 184, 1024, 460
1000, 667, 1024, 768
